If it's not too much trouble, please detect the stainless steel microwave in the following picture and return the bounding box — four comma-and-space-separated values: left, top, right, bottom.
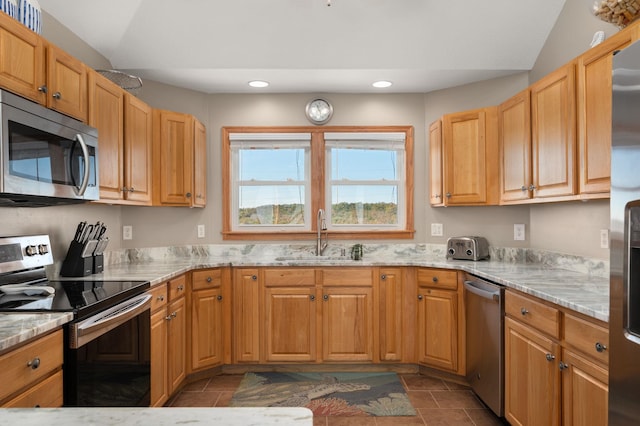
0, 89, 99, 206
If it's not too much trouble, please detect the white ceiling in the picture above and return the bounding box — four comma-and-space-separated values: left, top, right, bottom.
39, 0, 567, 94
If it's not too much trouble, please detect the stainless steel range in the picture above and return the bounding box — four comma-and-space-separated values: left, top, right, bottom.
0, 234, 151, 407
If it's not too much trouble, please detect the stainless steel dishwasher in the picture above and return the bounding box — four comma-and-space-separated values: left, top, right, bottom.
464, 273, 505, 418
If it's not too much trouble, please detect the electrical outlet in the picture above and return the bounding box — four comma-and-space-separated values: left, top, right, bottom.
431, 223, 443, 237
600, 229, 609, 249
123, 225, 133, 240
514, 224, 525, 241
197, 224, 205, 239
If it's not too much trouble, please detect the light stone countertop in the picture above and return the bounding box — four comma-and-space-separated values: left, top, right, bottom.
0, 243, 610, 353
0, 407, 313, 425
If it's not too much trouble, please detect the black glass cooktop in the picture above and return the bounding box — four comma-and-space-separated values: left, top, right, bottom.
0, 280, 150, 320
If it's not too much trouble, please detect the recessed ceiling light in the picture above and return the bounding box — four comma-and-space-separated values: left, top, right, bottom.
372, 80, 393, 88
248, 80, 269, 88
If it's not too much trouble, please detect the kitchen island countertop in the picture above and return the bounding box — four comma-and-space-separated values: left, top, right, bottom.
0, 407, 313, 425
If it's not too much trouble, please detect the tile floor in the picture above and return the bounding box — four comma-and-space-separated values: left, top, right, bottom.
166, 373, 507, 425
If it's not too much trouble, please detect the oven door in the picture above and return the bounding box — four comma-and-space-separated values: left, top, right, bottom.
0, 96, 99, 203
64, 294, 151, 407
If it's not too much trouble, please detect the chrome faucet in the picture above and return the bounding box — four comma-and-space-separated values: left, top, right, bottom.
316, 208, 328, 256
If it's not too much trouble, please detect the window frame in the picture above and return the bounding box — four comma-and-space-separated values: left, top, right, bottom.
222, 126, 415, 240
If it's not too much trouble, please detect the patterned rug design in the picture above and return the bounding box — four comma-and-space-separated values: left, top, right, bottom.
229, 371, 417, 417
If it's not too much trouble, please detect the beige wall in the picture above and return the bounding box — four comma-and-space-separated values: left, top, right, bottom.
0, 0, 619, 260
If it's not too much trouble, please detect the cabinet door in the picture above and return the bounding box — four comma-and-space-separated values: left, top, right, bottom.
150, 308, 168, 407
154, 110, 194, 206
88, 70, 125, 202
167, 295, 186, 394
505, 317, 560, 426
264, 286, 318, 362
499, 89, 532, 203
442, 107, 498, 205
417, 287, 458, 371
530, 63, 576, 199
322, 286, 374, 362
124, 94, 153, 204
379, 268, 403, 361
429, 120, 444, 206
46, 43, 87, 122
2, 370, 63, 408
561, 348, 608, 426
233, 269, 261, 363
193, 118, 207, 207
0, 12, 45, 104
577, 32, 635, 196
192, 288, 224, 369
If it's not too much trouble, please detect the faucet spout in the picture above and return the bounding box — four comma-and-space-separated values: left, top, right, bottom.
316, 209, 328, 256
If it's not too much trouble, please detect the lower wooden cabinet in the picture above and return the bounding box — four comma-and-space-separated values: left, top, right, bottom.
504, 289, 609, 426
0, 329, 64, 407
149, 283, 168, 407
416, 268, 463, 374
505, 316, 561, 426
167, 275, 188, 394
191, 268, 230, 370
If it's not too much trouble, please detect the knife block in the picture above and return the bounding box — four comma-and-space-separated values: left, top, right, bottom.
92, 254, 104, 274
60, 240, 93, 277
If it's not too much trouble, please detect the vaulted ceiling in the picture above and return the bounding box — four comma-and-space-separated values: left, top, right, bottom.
39, 0, 567, 94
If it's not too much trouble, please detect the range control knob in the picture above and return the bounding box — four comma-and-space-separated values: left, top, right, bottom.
466, 249, 473, 256
25, 245, 38, 256
448, 248, 455, 256
38, 244, 49, 255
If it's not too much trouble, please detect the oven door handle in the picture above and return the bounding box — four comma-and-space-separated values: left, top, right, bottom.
69, 294, 151, 349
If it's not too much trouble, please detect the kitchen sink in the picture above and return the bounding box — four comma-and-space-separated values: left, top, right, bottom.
274, 256, 353, 263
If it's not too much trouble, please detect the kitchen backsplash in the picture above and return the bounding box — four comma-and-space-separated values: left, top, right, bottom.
82, 243, 609, 279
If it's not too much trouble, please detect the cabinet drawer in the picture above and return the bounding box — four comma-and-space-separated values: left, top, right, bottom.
149, 283, 168, 312
192, 269, 222, 290
321, 268, 373, 286
3, 370, 63, 407
0, 329, 63, 402
264, 268, 315, 286
505, 291, 560, 339
564, 313, 609, 365
417, 268, 458, 290
168, 275, 187, 300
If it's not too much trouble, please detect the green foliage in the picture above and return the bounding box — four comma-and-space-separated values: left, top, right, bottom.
238, 202, 397, 225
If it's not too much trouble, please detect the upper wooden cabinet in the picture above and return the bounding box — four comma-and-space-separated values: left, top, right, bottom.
0, 14, 87, 122
46, 43, 88, 122
0, 11, 46, 104
123, 94, 153, 204
499, 89, 533, 203
577, 28, 638, 197
153, 110, 207, 207
429, 120, 444, 206
530, 62, 577, 200
439, 107, 499, 206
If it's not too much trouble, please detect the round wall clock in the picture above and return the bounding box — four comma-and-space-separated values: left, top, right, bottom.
305, 98, 333, 125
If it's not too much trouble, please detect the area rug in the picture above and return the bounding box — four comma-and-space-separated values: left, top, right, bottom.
229, 371, 417, 417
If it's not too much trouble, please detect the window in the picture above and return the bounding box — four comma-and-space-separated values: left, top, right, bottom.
325, 132, 406, 231
222, 126, 414, 240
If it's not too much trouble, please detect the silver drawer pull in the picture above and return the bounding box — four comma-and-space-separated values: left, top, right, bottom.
595, 342, 607, 353
521, 307, 529, 315
559, 361, 569, 371
27, 357, 41, 370
545, 353, 555, 362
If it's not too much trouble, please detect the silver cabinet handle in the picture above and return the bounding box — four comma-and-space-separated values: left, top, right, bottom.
595, 342, 607, 352
251, 275, 257, 281
445, 192, 451, 198
186, 192, 192, 198
38, 85, 47, 93
27, 357, 41, 369
157, 295, 164, 302
559, 361, 569, 371
310, 295, 315, 301
177, 285, 184, 291
207, 277, 212, 282
529, 184, 536, 191
521, 185, 527, 191
521, 307, 529, 315
381, 274, 387, 280
52, 92, 62, 100
546, 353, 555, 362
417, 294, 423, 300
323, 294, 329, 301
217, 295, 223, 301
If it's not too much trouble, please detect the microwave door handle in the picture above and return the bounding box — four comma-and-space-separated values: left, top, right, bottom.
74, 133, 90, 196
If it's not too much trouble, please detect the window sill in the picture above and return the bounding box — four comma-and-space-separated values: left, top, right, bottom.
222, 229, 416, 241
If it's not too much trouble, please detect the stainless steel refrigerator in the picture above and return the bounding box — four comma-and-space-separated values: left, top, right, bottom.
610, 40, 640, 425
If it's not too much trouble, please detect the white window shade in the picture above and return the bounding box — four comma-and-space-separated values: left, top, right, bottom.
324, 132, 405, 150
230, 133, 311, 149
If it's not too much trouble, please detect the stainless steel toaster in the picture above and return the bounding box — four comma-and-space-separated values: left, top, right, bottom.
446, 236, 490, 261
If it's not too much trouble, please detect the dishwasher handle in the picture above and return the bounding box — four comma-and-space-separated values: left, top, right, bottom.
464, 280, 501, 302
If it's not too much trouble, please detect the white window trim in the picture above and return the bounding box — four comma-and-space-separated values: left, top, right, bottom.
230, 133, 312, 232
324, 133, 406, 231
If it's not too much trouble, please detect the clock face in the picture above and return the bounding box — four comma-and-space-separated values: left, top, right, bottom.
305, 99, 333, 124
